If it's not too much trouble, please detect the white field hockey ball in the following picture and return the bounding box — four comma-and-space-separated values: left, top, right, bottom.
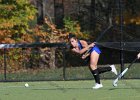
25, 83, 29, 87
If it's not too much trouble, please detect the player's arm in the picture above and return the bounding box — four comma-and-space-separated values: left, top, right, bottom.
137, 53, 140, 59
71, 48, 80, 53
71, 40, 95, 55
71, 40, 88, 54
78, 40, 95, 54
81, 41, 95, 59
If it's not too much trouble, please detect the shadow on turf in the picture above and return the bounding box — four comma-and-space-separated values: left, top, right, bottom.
32, 87, 91, 91
32, 87, 93, 93
32, 87, 140, 91
109, 87, 140, 91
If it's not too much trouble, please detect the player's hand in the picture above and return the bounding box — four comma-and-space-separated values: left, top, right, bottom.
137, 53, 140, 59
82, 53, 90, 59
88, 43, 95, 48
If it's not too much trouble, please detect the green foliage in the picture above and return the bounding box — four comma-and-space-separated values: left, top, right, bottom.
63, 17, 89, 39
0, 0, 37, 41
0, 0, 38, 71
63, 17, 78, 33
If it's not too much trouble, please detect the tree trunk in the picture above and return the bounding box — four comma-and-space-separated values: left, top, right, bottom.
49, 48, 56, 69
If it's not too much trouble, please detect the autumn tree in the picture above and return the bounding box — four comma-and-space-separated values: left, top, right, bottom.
0, 0, 37, 43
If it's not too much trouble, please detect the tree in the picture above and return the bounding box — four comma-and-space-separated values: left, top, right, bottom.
0, 0, 37, 43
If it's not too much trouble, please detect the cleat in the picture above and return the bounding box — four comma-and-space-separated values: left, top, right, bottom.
92, 83, 103, 89
110, 65, 118, 75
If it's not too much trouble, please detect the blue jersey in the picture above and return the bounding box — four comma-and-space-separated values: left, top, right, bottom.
78, 40, 101, 54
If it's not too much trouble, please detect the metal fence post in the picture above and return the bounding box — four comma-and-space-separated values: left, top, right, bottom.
4, 48, 7, 81
119, 0, 125, 75
62, 47, 66, 81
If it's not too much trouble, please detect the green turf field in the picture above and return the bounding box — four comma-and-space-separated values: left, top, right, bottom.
0, 80, 140, 100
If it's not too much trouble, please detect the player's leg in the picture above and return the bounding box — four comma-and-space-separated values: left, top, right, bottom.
97, 65, 118, 75
89, 51, 103, 89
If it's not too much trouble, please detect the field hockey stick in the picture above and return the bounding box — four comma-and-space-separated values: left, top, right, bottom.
82, 25, 113, 58
113, 57, 138, 87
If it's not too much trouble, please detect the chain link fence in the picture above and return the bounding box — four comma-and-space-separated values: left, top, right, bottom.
0, 43, 139, 82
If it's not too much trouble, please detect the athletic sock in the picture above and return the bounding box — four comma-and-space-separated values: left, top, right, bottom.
91, 69, 100, 84
97, 66, 111, 74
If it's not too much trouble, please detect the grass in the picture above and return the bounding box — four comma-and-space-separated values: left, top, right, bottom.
0, 80, 140, 100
